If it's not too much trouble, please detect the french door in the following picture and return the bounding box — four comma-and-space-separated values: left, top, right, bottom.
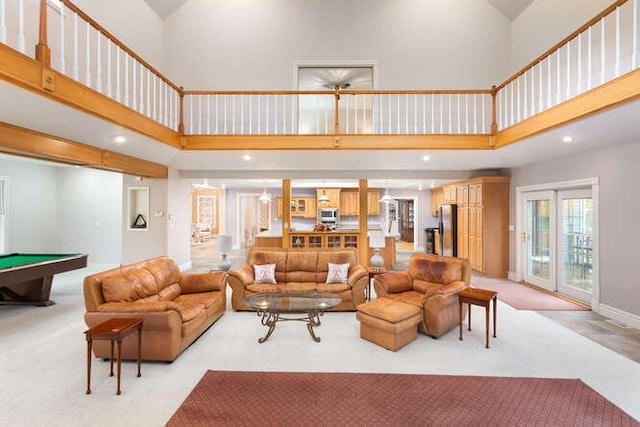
521, 187, 594, 304
557, 189, 593, 302
522, 191, 555, 291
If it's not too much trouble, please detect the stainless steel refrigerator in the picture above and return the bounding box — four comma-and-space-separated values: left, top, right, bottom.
438, 204, 457, 257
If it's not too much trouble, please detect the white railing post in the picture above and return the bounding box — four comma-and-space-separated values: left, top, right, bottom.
17, 0, 25, 54
84, 22, 91, 87
96, 32, 102, 93
633, 0, 638, 69
615, 5, 621, 78
0, 0, 7, 44
58, 2, 65, 73
72, 12, 79, 80
601, 17, 606, 85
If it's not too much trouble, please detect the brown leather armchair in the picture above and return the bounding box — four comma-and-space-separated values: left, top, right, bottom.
373, 253, 470, 338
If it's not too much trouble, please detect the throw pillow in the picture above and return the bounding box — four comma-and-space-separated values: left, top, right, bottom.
326, 263, 350, 284
254, 263, 276, 284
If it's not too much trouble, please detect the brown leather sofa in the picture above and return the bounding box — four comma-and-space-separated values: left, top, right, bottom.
373, 252, 470, 338
83, 256, 226, 361
228, 247, 368, 311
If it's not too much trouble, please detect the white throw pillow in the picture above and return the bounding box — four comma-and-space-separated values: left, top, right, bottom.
326, 263, 350, 284
254, 264, 277, 284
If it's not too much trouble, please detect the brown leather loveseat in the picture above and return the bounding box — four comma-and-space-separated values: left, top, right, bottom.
228, 247, 368, 311
374, 252, 470, 338
83, 256, 226, 361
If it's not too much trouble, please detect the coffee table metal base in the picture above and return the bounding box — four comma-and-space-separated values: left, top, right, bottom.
256, 309, 325, 343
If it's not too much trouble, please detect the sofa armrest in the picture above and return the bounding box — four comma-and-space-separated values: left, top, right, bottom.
347, 264, 367, 285
374, 271, 413, 297
424, 280, 468, 301
228, 264, 254, 288
96, 300, 181, 313
180, 271, 226, 294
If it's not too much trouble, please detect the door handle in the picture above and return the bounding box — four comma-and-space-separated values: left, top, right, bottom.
521, 232, 527, 243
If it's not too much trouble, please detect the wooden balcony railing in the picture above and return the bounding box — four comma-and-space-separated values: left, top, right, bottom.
0, 0, 638, 144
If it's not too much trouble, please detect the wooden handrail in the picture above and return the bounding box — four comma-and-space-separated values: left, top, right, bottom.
60, 0, 182, 94
35, 0, 51, 66
496, 0, 629, 91
182, 89, 493, 96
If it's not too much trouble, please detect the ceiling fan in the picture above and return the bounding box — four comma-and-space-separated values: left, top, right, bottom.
323, 82, 351, 90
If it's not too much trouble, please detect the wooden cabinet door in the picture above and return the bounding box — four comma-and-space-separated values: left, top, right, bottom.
367, 190, 380, 216
469, 183, 483, 206
304, 197, 317, 218
469, 207, 484, 271
443, 186, 456, 204
431, 188, 443, 216
457, 206, 469, 260
340, 190, 358, 216
457, 185, 469, 206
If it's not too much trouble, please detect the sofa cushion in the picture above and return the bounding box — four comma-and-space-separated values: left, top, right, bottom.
246, 283, 290, 293
316, 283, 351, 293
159, 283, 182, 301
286, 251, 319, 283
101, 269, 159, 303
248, 250, 287, 283
254, 264, 277, 284
173, 294, 207, 322
145, 258, 181, 292
409, 257, 462, 284
181, 272, 225, 293
384, 291, 425, 308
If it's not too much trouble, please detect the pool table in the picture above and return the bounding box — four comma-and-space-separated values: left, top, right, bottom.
0, 253, 88, 306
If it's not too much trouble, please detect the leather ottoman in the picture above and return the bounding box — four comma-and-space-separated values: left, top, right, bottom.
356, 298, 422, 351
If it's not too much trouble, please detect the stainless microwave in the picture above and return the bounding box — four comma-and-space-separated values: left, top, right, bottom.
319, 208, 339, 224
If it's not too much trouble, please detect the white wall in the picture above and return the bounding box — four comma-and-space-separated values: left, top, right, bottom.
164, 0, 511, 89
72, 0, 165, 71
507, 140, 640, 318
509, 0, 612, 73
166, 168, 192, 269
56, 167, 122, 264
0, 159, 58, 252
121, 175, 168, 264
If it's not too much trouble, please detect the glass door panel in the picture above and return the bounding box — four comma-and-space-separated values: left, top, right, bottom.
557, 189, 593, 303
523, 191, 555, 291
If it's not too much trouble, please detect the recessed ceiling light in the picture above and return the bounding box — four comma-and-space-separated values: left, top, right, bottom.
243, 154, 252, 161
113, 135, 126, 144
422, 155, 431, 161
562, 136, 574, 143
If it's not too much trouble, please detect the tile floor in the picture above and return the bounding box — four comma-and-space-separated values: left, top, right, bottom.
191, 237, 640, 364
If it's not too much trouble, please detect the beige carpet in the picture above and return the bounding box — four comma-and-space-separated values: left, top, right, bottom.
473, 280, 589, 311
166, 370, 637, 426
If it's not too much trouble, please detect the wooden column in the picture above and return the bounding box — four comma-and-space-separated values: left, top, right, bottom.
282, 179, 291, 248
490, 85, 497, 147
358, 179, 369, 266
35, 0, 51, 66
178, 87, 185, 135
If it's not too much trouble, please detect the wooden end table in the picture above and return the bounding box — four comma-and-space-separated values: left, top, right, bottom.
367, 267, 387, 301
458, 287, 497, 349
85, 317, 143, 395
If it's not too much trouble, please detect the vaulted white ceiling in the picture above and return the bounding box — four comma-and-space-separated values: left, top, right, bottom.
144, 0, 535, 22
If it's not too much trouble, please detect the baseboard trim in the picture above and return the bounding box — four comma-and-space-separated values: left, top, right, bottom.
508, 271, 521, 282
597, 304, 640, 330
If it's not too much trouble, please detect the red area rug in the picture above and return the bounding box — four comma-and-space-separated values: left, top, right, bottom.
473, 280, 589, 311
166, 370, 637, 426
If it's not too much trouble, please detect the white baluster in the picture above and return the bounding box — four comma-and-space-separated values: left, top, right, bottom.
556, 49, 561, 104
197, 94, 201, 134
547, 54, 552, 109
0, 0, 7, 45
397, 94, 400, 133
422, 94, 427, 134
539, 58, 544, 113
615, 6, 621, 78
577, 33, 582, 95
439, 95, 443, 133
232, 95, 236, 134
17, 0, 25, 54
523, 72, 527, 120
116, 47, 121, 102
633, 0, 638, 70
207, 94, 211, 134
125, 52, 130, 107
189, 96, 193, 134
223, 94, 228, 134
85, 23, 91, 87
530, 68, 535, 116
405, 94, 409, 134
96, 33, 102, 93
448, 94, 452, 134
457, 94, 461, 134
146, 69, 151, 117
431, 96, 435, 134
413, 94, 417, 135
72, 12, 78, 80
107, 41, 113, 97
266, 95, 269, 134
249, 94, 253, 135
58, 3, 65, 73
588, 27, 593, 90
601, 17, 606, 85
566, 41, 571, 100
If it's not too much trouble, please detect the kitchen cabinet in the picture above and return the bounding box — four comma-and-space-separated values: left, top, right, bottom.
276, 196, 316, 219
340, 189, 381, 216
317, 188, 341, 209
443, 185, 457, 204
451, 177, 509, 277
289, 231, 359, 249
431, 188, 443, 216
398, 200, 414, 242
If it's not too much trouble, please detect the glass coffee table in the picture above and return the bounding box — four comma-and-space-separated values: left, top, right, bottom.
243, 292, 341, 343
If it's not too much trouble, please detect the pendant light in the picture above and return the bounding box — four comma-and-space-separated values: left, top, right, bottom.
380, 189, 393, 203
259, 188, 271, 203
319, 189, 330, 203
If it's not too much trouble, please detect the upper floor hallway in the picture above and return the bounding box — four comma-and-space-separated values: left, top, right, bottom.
1, 0, 640, 178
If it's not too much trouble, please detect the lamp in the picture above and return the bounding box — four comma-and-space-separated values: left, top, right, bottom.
380, 189, 393, 203
368, 230, 386, 268
319, 189, 330, 203
217, 235, 233, 272
259, 189, 271, 203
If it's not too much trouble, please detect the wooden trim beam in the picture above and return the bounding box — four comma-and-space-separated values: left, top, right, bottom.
0, 44, 181, 149
184, 134, 492, 151
282, 179, 291, 248
495, 68, 640, 148
0, 122, 167, 178
358, 179, 369, 267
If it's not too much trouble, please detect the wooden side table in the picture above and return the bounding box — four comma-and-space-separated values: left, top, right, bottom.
85, 317, 143, 395
458, 287, 497, 349
367, 267, 387, 301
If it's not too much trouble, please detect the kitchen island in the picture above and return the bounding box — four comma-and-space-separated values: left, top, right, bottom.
254, 230, 396, 269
